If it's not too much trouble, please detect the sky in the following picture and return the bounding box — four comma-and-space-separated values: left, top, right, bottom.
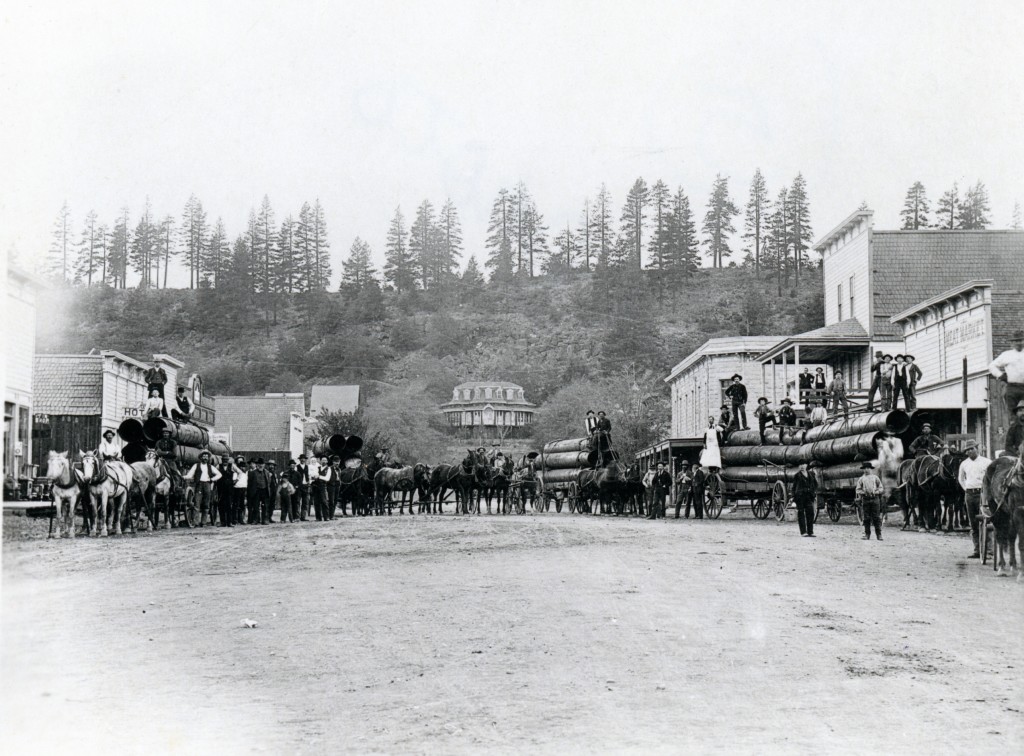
2, 0, 1022, 286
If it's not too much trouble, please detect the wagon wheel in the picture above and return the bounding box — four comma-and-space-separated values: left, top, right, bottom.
567, 482, 580, 514
182, 488, 196, 528
554, 493, 563, 514
811, 493, 821, 524
772, 480, 788, 522
752, 498, 770, 520
826, 497, 842, 522
704, 474, 724, 519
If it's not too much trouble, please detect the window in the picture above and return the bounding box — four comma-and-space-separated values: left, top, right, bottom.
837, 283, 843, 320
849, 274, 855, 316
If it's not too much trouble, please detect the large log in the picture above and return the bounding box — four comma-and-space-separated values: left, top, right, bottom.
142, 417, 210, 447
720, 445, 794, 466
118, 418, 146, 444
311, 434, 348, 457
542, 437, 591, 455
541, 450, 598, 470
819, 461, 876, 481
539, 468, 584, 485
718, 466, 794, 484
803, 410, 910, 443
806, 432, 884, 465
725, 427, 805, 447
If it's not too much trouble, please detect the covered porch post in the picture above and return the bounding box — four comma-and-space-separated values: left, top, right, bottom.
782, 347, 789, 403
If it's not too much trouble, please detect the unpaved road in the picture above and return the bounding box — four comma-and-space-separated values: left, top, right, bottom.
2, 511, 1021, 755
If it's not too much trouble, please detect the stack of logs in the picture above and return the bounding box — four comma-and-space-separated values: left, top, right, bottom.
718, 410, 910, 483
539, 438, 598, 485
309, 434, 364, 461
117, 417, 232, 465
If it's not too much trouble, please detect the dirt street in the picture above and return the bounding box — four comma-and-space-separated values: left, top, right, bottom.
2, 511, 1021, 754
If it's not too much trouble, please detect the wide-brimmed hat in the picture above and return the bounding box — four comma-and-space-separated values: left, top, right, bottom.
883, 354, 893, 360
895, 354, 905, 360
1016, 399, 1024, 410
476, 447, 486, 453
964, 440, 979, 450
102, 429, 115, 438
874, 350, 883, 357
781, 397, 793, 404
586, 409, 595, 415
1012, 329, 1024, 341
266, 459, 277, 466
757, 397, 769, 404
199, 450, 210, 458
860, 461, 875, 469
256, 457, 265, 464
720, 404, 730, 410
815, 367, 824, 373
904, 354, 916, 361
921, 422, 932, 430
731, 374, 743, 381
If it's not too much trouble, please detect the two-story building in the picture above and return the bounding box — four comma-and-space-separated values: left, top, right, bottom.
4, 264, 47, 484
440, 381, 535, 441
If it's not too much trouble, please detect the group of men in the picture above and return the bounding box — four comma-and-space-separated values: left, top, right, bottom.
718, 371, 852, 439
864, 352, 924, 412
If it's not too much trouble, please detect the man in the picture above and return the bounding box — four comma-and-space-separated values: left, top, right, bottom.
808, 400, 828, 428
98, 429, 121, 461
265, 460, 280, 523
958, 441, 991, 559
718, 404, 732, 431
891, 355, 911, 410
246, 458, 272, 525
855, 462, 885, 541
595, 411, 612, 451
725, 374, 748, 430
798, 367, 814, 413
641, 465, 655, 516
905, 355, 923, 411
323, 455, 341, 520
828, 370, 850, 420
688, 466, 706, 520
673, 462, 692, 519
154, 428, 182, 493
647, 462, 672, 520
777, 397, 797, 432
170, 386, 192, 423
989, 329, 1024, 419
792, 462, 818, 537
909, 422, 943, 458
282, 459, 302, 523
216, 454, 236, 527
1004, 400, 1024, 457
865, 351, 885, 413
585, 409, 598, 435
754, 397, 776, 444
312, 455, 332, 521
142, 364, 169, 418
183, 450, 222, 527
295, 454, 312, 521
232, 458, 248, 525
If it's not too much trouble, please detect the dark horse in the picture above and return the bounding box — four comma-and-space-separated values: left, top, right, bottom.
984, 453, 1024, 575
511, 455, 539, 513
374, 464, 430, 515
485, 456, 515, 514
578, 462, 625, 515
446, 452, 479, 515
937, 450, 968, 531
337, 461, 373, 516
428, 464, 460, 514
900, 451, 964, 532
619, 463, 645, 516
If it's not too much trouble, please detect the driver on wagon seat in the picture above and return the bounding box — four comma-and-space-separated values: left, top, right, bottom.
909, 423, 944, 458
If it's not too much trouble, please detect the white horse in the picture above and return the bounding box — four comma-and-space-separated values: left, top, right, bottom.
77, 450, 134, 537
45, 451, 81, 539
128, 452, 165, 532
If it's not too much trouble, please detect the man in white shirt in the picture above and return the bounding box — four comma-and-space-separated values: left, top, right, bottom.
183, 450, 222, 527
808, 399, 828, 428
957, 441, 991, 559
855, 462, 885, 541
989, 329, 1024, 419
98, 430, 121, 461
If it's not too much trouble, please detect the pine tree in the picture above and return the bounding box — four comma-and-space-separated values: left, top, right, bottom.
666, 187, 699, 275
549, 222, 578, 274
485, 189, 514, 281
462, 255, 484, 287
157, 215, 175, 288
577, 198, 593, 272
129, 199, 157, 288
957, 180, 991, 230
108, 208, 130, 288
787, 173, 812, 286
205, 218, 229, 288
74, 210, 100, 286
743, 169, 770, 272
272, 216, 300, 293
181, 195, 208, 288
702, 174, 740, 268
590, 184, 615, 269
48, 202, 72, 281
96, 222, 109, 284
409, 199, 436, 289
768, 187, 789, 295
383, 206, 416, 292
617, 177, 648, 268
648, 180, 671, 270
296, 202, 313, 293
435, 199, 463, 287
255, 195, 275, 294
523, 200, 548, 277
900, 181, 930, 230
1012, 201, 1022, 230
935, 183, 959, 229
342, 236, 377, 288
311, 199, 332, 289
512, 182, 530, 275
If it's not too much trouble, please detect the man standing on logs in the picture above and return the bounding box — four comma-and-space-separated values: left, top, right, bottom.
905, 355, 923, 411
595, 411, 612, 449
777, 397, 797, 432
828, 370, 850, 421
798, 367, 813, 413
754, 397, 776, 444
891, 355, 911, 410
855, 462, 885, 541
725, 374, 748, 430
866, 351, 885, 412
792, 462, 818, 537
143, 364, 169, 418
807, 399, 828, 428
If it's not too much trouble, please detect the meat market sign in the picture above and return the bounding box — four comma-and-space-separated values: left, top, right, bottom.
943, 317, 985, 349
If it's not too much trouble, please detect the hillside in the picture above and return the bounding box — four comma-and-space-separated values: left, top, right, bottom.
35, 266, 823, 461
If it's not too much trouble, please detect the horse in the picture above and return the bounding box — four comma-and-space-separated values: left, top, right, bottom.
484, 456, 514, 515
77, 450, 134, 537
619, 463, 646, 516
510, 455, 539, 513
45, 451, 82, 539
578, 462, 625, 515
124, 454, 161, 534
470, 451, 494, 515
902, 450, 962, 533
411, 464, 434, 514
937, 450, 968, 532
374, 465, 418, 515
448, 452, 479, 515
984, 453, 1024, 576
896, 458, 919, 529
428, 463, 462, 514
337, 461, 372, 517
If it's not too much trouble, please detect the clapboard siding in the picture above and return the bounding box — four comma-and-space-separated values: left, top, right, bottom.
822, 223, 871, 334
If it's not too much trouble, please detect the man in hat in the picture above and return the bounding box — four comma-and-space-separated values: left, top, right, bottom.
647, 462, 672, 520
753, 397, 776, 444
777, 397, 797, 431
957, 440, 991, 558
866, 351, 886, 413
216, 454, 236, 526
798, 367, 814, 412
673, 461, 692, 519
718, 404, 732, 431
1004, 400, 1024, 458
909, 423, 943, 458
231, 458, 248, 525
725, 374, 748, 430
827, 369, 850, 420
295, 453, 312, 521
791, 462, 818, 537
154, 428, 183, 492
807, 399, 828, 428
170, 386, 192, 423
281, 459, 302, 523
989, 329, 1024, 419
855, 462, 885, 540
246, 458, 272, 525
585, 409, 598, 435
183, 450, 222, 527
98, 429, 121, 461
905, 355, 923, 411
264, 460, 280, 523
142, 364, 169, 418
325, 455, 342, 520
312, 454, 333, 521
891, 355, 911, 410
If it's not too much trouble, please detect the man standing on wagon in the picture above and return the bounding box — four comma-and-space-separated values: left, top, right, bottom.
725, 374, 748, 430
143, 364, 169, 418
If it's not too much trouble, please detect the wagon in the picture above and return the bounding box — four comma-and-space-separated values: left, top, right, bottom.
536, 474, 586, 514
706, 462, 790, 522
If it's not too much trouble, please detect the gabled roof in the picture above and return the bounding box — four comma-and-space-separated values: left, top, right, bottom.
756, 318, 869, 363
33, 355, 104, 415
309, 385, 359, 415
870, 230, 1024, 338
814, 209, 873, 253
665, 336, 787, 383
213, 395, 304, 451
890, 280, 994, 324
793, 318, 869, 340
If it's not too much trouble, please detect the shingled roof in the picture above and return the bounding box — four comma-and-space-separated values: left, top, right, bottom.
33, 355, 104, 415
213, 395, 304, 452
309, 385, 359, 415
795, 318, 868, 340
871, 230, 1024, 338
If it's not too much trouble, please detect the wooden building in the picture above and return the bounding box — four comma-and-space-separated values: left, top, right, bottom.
3, 264, 47, 483
440, 381, 535, 440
